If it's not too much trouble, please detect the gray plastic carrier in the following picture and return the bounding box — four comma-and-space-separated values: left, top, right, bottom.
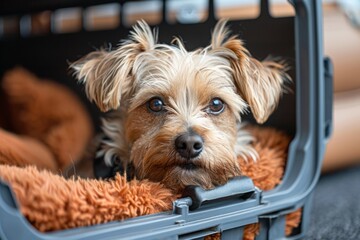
0, 0, 333, 239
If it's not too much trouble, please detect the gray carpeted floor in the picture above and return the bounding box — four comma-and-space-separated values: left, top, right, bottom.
307, 165, 360, 239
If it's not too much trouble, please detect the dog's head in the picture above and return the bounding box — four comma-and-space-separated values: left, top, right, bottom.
72, 20, 288, 192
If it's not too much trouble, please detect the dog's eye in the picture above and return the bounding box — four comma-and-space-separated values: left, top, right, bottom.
208, 98, 225, 115
147, 97, 165, 113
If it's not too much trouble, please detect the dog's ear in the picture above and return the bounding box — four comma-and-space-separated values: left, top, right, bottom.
71, 21, 157, 112
211, 20, 289, 124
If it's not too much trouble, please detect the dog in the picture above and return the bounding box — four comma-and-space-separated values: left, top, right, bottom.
71, 20, 289, 193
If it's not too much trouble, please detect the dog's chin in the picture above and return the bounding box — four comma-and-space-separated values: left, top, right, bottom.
160, 166, 213, 192
178, 162, 199, 171
139, 154, 241, 193
157, 162, 240, 193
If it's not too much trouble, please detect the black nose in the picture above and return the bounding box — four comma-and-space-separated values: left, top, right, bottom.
175, 132, 204, 159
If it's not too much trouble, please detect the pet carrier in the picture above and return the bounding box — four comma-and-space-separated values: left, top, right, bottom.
0, 0, 333, 239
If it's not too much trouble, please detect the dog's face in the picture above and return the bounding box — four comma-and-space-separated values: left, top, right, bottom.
125, 47, 247, 190
72, 20, 288, 192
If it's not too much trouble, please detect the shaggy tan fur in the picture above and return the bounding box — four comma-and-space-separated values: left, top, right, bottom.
211, 20, 289, 124
71, 20, 289, 192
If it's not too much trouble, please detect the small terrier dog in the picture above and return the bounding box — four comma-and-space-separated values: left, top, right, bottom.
71, 20, 288, 192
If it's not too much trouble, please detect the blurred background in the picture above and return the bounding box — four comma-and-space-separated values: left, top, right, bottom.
1, 0, 359, 239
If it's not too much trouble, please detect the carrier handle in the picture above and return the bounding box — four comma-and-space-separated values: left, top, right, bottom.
181, 176, 256, 210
